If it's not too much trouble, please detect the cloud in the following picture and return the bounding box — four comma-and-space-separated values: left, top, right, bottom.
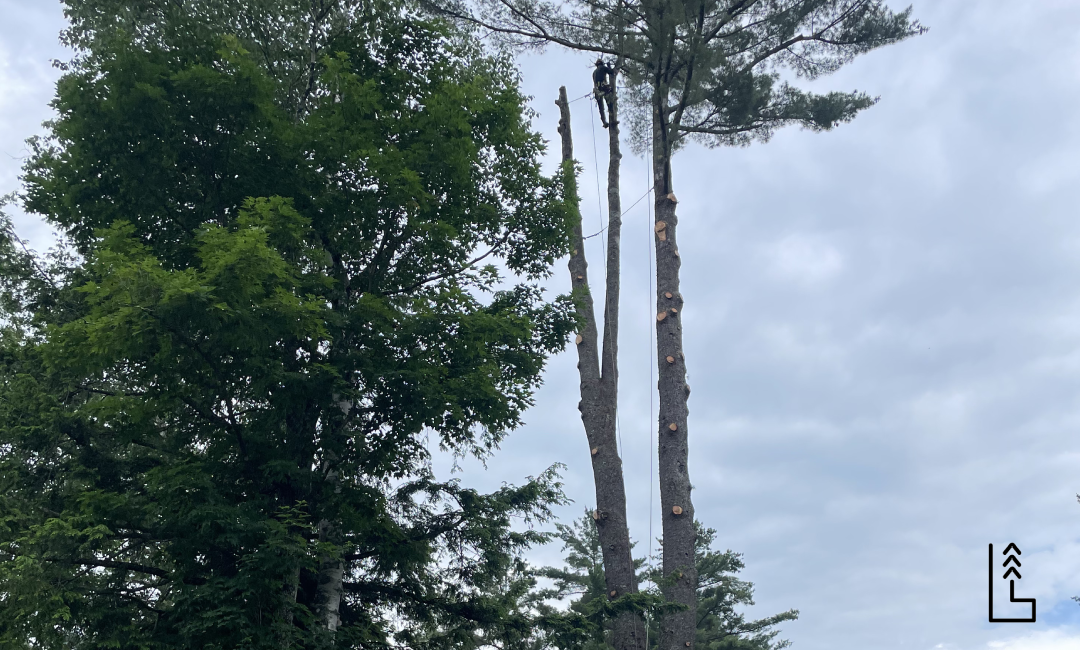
5, 2, 1080, 650
763, 233, 845, 286
986, 629, 1080, 650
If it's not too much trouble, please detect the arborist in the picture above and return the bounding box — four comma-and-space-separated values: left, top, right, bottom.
592, 58, 616, 128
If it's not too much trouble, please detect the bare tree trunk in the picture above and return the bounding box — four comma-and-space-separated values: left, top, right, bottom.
556, 86, 646, 650
652, 95, 697, 650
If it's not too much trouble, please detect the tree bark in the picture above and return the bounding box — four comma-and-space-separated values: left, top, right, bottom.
314, 516, 344, 634
313, 411, 348, 640
652, 93, 697, 650
556, 86, 646, 650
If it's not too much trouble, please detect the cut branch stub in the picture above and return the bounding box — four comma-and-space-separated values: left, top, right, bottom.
575, 334, 584, 345
654, 220, 668, 241
666, 356, 675, 364
668, 423, 678, 431
666, 193, 678, 204
657, 311, 667, 322
672, 505, 683, 515
592, 510, 601, 520
591, 447, 599, 456
665, 292, 673, 299
610, 590, 618, 597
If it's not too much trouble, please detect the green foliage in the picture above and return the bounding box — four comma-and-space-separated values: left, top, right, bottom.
1, 4, 579, 648
532, 514, 798, 650
436, 0, 924, 151
679, 524, 799, 650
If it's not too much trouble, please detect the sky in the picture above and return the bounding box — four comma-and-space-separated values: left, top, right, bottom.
3, 2, 1080, 650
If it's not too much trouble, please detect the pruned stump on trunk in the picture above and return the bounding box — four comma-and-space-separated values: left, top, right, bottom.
654, 220, 668, 241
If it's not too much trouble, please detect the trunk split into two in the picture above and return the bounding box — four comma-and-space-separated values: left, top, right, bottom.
556, 85, 647, 650
556, 82, 699, 649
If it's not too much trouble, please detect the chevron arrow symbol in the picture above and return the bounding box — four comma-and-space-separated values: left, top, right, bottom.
1003, 543, 1021, 556
1002, 555, 1021, 568
1003, 567, 1022, 580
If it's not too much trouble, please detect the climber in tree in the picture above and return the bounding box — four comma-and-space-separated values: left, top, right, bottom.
592, 58, 615, 128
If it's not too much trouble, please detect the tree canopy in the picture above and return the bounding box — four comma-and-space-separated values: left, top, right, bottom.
0, 3, 580, 647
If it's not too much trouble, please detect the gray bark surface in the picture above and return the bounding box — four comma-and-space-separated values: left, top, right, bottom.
556, 86, 646, 650
652, 95, 697, 650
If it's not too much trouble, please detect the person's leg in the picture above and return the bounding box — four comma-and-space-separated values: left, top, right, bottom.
594, 90, 609, 127
601, 86, 617, 127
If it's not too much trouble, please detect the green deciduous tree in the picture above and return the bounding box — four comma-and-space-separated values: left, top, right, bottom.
0, 3, 579, 647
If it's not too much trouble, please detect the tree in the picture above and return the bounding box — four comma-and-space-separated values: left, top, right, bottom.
557, 84, 646, 650
420, 1, 924, 647
0, 3, 578, 647
536, 513, 797, 650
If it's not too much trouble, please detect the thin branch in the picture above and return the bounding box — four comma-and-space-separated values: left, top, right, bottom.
65, 558, 172, 579
383, 230, 512, 296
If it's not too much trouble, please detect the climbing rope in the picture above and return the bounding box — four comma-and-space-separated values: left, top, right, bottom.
578, 100, 658, 642
645, 132, 656, 647
581, 186, 652, 240
589, 99, 625, 459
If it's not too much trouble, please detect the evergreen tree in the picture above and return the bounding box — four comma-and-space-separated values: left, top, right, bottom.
0, 3, 578, 647
536, 514, 797, 650
420, 2, 924, 647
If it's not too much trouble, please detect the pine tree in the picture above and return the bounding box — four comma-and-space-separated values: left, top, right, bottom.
420, 2, 924, 647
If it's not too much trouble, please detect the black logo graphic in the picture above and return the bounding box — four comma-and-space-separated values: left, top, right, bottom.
988, 543, 1036, 623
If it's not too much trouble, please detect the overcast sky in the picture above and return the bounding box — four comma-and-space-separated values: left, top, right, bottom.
4, 2, 1080, 650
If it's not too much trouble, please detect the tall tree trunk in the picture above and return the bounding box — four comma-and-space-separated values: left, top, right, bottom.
652, 95, 697, 650
556, 86, 646, 650
313, 410, 349, 640
314, 516, 344, 635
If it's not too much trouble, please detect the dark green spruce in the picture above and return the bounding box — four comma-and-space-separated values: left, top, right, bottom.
537, 513, 798, 650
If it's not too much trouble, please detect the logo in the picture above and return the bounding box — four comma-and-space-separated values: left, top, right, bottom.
988, 543, 1036, 623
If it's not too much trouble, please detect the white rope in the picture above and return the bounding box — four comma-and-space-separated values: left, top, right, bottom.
645, 133, 657, 648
